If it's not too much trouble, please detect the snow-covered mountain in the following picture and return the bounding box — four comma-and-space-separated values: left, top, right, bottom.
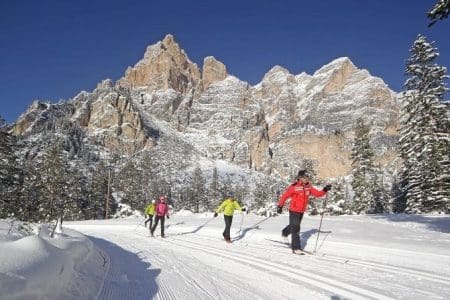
11, 34, 400, 183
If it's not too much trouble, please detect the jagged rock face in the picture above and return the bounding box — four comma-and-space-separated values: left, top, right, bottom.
249, 57, 399, 177
12, 36, 401, 180
86, 89, 152, 154
202, 56, 227, 90
13, 84, 155, 155
119, 34, 201, 94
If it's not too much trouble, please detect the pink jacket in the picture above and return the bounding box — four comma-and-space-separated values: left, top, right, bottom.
155, 202, 169, 217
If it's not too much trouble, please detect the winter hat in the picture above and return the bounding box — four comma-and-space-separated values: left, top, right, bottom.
297, 170, 308, 178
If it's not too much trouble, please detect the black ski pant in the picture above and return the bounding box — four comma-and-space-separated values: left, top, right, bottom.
223, 215, 233, 241
151, 215, 165, 237
144, 214, 154, 229
282, 211, 304, 250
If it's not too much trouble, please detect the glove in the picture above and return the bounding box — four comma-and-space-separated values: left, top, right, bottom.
214, 212, 218, 218
242, 207, 246, 212
323, 184, 332, 192
167, 215, 170, 219
277, 206, 283, 214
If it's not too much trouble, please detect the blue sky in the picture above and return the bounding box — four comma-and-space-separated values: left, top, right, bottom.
1, 0, 449, 123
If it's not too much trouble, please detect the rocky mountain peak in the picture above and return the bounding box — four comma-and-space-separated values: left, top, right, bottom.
259, 65, 294, 86
314, 57, 356, 76
119, 35, 201, 94
202, 56, 228, 90
312, 57, 358, 94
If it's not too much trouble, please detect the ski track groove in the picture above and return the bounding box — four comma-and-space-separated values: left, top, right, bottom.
75, 225, 450, 299
178, 232, 450, 287
109, 233, 177, 300
132, 236, 217, 300
94, 247, 111, 300
161, 235, 395, 300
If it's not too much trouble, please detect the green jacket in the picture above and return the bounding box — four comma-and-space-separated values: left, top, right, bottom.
215, 198, 243, 216
145, 203, 155, 216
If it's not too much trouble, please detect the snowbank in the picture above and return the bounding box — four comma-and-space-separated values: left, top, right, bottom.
0, 220, 106, 300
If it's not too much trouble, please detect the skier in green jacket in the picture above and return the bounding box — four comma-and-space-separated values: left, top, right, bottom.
144, 200, 156, 229
214, 193, 246, 243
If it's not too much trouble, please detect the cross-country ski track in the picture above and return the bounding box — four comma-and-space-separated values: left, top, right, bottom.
66, 214, 450, 299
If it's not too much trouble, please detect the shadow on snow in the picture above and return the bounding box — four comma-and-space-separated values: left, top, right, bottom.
88, 236, 161, 300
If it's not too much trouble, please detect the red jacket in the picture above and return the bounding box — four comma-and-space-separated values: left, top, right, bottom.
278, 181, 326, 213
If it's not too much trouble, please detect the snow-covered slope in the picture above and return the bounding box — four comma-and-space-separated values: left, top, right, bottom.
2, 214, 449, 299
0, 221, 106, 299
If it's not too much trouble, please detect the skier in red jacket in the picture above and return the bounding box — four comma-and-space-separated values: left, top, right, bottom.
277, 170, 331, 254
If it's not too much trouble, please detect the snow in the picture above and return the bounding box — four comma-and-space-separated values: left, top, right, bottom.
1, 214, 450, 299
0, 220, 105, 300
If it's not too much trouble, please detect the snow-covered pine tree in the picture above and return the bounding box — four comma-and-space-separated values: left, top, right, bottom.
189, 165, 206, 212
428, 0, 450, 26
64, 165, 88, 220
0, 128, 22, 218
235, 178, 249, 209
390, 175, 407, 213
88, 160, 109, 219
350, 118, 382, 214
401, 34, 450, 214
370, 167, 386, 213
19, 158, 45, 221
328, 177, 349, 215
117, 159, 144, 211
253, 181, 270, 211
219, 174, 234, 200
35, 144, 71, 222
140, 153, 158, 204
208, 166, 221, 209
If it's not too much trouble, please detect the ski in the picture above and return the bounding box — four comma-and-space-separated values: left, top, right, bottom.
265, 238, 313, 255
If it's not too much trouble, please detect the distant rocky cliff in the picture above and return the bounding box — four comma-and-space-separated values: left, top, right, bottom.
12, 34, 400, 180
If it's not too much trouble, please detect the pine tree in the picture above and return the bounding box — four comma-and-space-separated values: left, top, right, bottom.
0, 129, 22, 218
35, 144, 71, 222
428, 0, 450, 26
88, 160, 110, 219
253, 181, 270, 211
64, 165, 87, 220
208, 166, 221, 209
189, 165, 206, 212
20, 160, 43, 221
329, 177, 350, 215
391, 176, 407, 213
117, 159, 144, 211
235, 178, 249, 208
219, 174, 234, 200
400, 35, 450, 213
350, 118, 382, 213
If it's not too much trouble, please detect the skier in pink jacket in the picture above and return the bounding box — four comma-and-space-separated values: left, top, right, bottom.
151, 195, 170, 238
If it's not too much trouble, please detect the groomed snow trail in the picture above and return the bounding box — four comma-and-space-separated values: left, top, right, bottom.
67, 214, 450, 299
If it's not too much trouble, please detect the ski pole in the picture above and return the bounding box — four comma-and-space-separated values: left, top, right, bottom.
238, 210, 246, 235
314, 192, 328, 254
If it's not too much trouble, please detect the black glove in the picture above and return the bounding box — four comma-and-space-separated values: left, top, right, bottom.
167, 215, 170, 219
277, 206, 283, 214
323, 184, 332, 192
214, 212, 218, 218
242, 207, 246, 212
